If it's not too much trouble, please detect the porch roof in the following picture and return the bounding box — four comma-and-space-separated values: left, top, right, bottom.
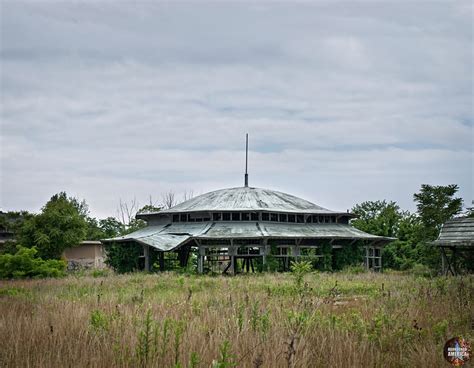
102, 221, 393, 251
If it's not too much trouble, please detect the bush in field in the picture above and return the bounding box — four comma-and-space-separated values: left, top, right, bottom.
410, 263, 434, 278
0, 246, 66, 279
290, 260, 313, 290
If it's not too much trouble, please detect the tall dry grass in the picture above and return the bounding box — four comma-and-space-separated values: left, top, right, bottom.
0, 271, 472, 367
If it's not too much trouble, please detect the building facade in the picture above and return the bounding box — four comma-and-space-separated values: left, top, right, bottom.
103, 186, 393, 273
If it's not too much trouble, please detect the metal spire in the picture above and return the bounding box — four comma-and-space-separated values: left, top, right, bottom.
244, 133, 249, 187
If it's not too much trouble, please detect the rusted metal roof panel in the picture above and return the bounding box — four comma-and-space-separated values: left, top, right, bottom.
146, 187, 343, 215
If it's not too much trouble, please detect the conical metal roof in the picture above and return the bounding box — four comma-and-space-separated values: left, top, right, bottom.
155, 186, 339, 214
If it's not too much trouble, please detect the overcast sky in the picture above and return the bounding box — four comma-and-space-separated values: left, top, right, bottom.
1, 1, 472, 219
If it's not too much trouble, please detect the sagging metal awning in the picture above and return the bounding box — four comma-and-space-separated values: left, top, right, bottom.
102, 221, 392, 251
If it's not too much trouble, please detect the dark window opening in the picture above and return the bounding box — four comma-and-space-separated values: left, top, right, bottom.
338, 216, 349, 224
324, 216, 330, 223
270, 213, 278, 222
312, 215, 318, 223
232, 212, 240, 221
306, 216, 312, 223
251, 213, 258, 221
203, 217, 211, 222
242, 212, 250, 221
319, 216, 324, 223
172, 214, 179, 222
297, 214, 304, 223
279, 213, 288, 222
213, 213, 220, 221
262, 213, 269, 221
223, 213, 231, 221
180, 214, 187, 222
288, 214, 296, 222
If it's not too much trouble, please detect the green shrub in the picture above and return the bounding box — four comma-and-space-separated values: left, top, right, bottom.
89, 309, 109, 331
0, 246, 66, 279
212, 340, 237, 368
410, 263, 434, 278
92, 269, 110, 278
342, 265, 366, 274
290, 260, 312, 290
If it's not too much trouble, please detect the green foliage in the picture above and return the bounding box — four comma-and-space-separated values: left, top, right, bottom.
318, 243, 332, 271
137, 204, 162, 214
99, 217, 124, 237
351, 200, 404, 238
18, 192, 88, 259
414, 184, 463, 240
412, 184, 463, 269
136, 309, 153, 367
89, 309, 109, 331
248, 301, 270, 336
212, 340, 237, 368
290, 260, 312, 290
173, 320, 186, 365
332, 242, 364, 271
0, 211, 33, 241
341, 265, 366, 274
105, 242, 157, 273
0, 246, 66, 279
92, 269, 110, 278
410, 263, 434, 278
85, 217, 105, 241
189, 352, 200, 368
351, 200, 422, 270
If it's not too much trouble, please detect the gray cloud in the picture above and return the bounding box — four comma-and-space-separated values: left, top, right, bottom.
1, 1, 472, 218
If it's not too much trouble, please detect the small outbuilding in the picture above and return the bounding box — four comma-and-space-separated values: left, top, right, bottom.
63, 240, 106, 270
431, 217, 474, 275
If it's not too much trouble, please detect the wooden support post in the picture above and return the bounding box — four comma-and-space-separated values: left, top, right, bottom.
262, 240, 268, 268
229, 240, 235, 275
198, 247, 204, 274
184, 246, 190, 267
452, 247, 457, 276
143, 245, 150, 272
379, 247, 383, 272
441, 247, 447, 275
230, 255, 235, 275
159, 251, 165, 271
365, 246, 369, 270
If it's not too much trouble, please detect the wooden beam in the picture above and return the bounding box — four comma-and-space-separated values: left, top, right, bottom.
143, 245, 150, 272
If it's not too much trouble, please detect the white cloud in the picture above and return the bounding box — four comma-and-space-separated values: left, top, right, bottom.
1, 1, 472, 218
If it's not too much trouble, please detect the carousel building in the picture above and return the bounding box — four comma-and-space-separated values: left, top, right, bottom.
103, 137, 394, 273
103, 185, 393, 273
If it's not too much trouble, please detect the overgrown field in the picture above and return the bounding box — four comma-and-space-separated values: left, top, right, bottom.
0, 271, 472, 367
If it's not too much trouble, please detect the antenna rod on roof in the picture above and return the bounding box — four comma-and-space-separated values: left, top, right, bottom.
244, 133, 249, 187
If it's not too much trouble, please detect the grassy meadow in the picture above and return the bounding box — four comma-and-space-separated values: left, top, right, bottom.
0, 271, 472, 368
